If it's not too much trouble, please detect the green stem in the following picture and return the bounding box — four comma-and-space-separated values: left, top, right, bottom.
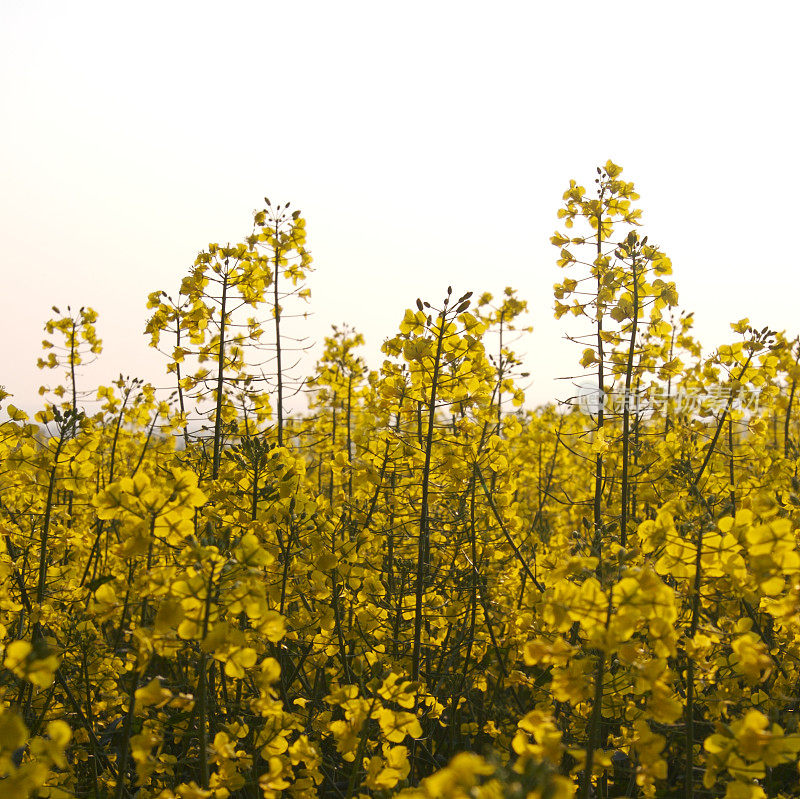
212, 272, 229, 480
37, 430, 66, 606
412, 307, 448, 682
620, 254, 639, 547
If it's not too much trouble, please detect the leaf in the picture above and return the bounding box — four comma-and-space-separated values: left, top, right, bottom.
85, 575, 116, 593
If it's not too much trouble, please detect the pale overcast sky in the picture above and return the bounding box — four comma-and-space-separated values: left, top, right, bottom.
1, 1, 798, 412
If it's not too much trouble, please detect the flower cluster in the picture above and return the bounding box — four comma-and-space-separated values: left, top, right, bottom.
1, 167, 799, 799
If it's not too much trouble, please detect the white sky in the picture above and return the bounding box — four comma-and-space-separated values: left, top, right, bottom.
2, 1, 798, 413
